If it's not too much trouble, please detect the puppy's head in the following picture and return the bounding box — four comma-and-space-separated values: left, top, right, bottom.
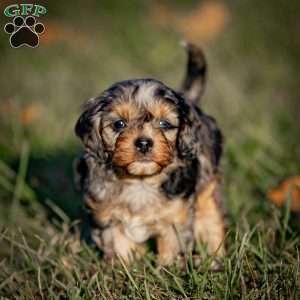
75, 79, 189, 176
75, 44, 223, 198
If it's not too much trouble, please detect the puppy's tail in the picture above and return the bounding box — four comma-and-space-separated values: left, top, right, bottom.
181, 41, 207, 104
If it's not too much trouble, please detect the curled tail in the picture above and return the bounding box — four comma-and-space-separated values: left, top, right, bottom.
181, 42, 207, 104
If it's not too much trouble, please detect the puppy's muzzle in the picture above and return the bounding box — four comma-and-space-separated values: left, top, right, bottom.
134, 137, 153, 154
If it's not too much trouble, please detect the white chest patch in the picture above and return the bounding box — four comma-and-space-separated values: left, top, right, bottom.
120, 181, 161, 212
119, 180, 163, 242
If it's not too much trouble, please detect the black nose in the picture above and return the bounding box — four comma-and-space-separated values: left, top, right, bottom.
135, 137, 153, 154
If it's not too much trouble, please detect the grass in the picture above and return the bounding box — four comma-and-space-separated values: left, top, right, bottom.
0, 0, 300, 298
1, 207, 299, 299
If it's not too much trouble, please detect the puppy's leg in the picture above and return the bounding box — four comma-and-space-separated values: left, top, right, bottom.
157, 226, 181, 265
155, 199, 192, 265
102, 226, 145, 264
193, 180, 225, 256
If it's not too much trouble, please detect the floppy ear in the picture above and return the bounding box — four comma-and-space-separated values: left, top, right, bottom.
177, 105, 223, 171
73, 154, 89, 192
162, 103, 223, 199
75, 98, 108, 162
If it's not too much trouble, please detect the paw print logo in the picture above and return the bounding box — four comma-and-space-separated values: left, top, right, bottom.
4, 16, 45, 48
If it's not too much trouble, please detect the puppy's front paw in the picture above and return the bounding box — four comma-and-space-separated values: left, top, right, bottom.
158, 251, 179, 266
157, 227, 181, 266
104, 226, 145, 264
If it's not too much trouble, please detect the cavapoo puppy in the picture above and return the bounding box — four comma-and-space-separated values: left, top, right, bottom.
74, 43, 225, 265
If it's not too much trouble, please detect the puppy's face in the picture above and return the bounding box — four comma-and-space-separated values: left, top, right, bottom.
75, 80, 189, 177
76, 78, 223, 193
101, 83, 180, 176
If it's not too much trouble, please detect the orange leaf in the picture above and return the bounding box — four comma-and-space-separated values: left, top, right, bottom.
178, 1, 230, 45
40, 20, 90, 48
149, 1, 230, 45
39, 21, 65, 46
268, 176, 300, 212
21, 104, 41, 126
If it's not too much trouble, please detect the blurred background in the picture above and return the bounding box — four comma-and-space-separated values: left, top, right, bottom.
0, 0, 299, 229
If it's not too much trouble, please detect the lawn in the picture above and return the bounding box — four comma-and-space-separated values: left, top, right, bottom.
0, 0, 299, 299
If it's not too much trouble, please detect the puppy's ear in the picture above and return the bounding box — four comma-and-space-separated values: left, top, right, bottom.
177, 106, 223, 171
73, 154, 89, 192
163, 104, 223, 199
75, 98, 107, 161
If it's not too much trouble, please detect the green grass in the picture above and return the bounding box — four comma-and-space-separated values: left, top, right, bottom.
1, 204, 299, 299
0, 0, 300, 298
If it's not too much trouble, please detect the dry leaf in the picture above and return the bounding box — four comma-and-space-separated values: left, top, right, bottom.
149, 1, 230, 45
21, 104, 41, 125
178, 1, 230, 44
40, 20, 89, 48
268, 176, 300, 212
39, 20, 65, 46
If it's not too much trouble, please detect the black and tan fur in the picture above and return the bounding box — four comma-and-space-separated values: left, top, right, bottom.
74, 43, 225, 265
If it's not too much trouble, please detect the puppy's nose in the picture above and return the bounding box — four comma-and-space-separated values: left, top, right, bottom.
135, 137, 153, 154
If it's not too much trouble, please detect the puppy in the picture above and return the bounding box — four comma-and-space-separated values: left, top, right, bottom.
74, 43, 225, 265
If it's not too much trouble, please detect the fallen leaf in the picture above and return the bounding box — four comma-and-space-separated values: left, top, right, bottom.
268, 176, 300, 212
40, 20, 90, 48
21, 104, 42, 125
149, 0, 230, 45
39, 20, 65, 46
178, 1, 230, 44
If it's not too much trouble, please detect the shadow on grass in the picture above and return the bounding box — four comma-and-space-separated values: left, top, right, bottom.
26, 149, 82, 221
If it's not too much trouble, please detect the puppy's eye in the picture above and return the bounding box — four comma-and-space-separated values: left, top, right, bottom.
159, 120, 175, 130
113, 120, 127, 131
